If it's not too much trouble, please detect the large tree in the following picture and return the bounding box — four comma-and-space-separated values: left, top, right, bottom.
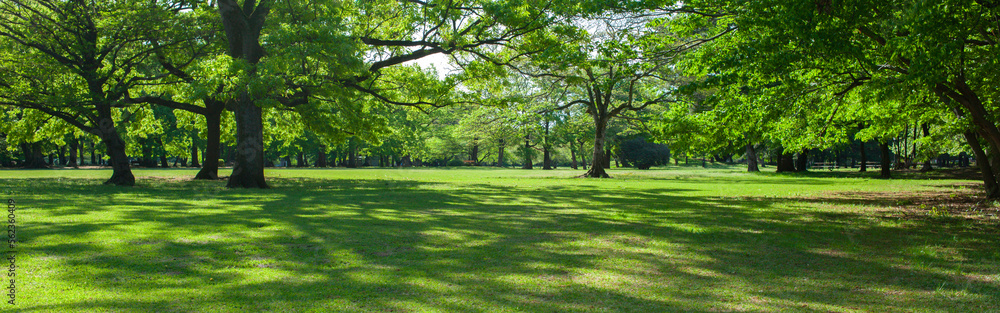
125, 5, 230, 180
672, 0, 999, 196
213, 0, 557, 188
0, 0, 198, 185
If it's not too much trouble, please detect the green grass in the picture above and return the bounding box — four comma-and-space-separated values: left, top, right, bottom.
1, 166, 998, 312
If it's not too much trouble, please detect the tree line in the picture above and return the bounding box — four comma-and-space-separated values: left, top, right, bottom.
0, 0, 997, 198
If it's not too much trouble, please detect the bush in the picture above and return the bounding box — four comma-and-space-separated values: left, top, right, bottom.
619, 136, 670, 169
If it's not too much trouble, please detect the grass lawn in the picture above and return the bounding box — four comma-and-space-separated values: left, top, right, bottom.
1, 166, 998, 312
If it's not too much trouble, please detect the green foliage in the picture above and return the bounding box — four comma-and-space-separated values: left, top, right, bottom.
658, 0, 998, 164
619, 135, 671, 169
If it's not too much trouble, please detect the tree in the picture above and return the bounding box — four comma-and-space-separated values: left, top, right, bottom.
0, 108, 79, 169
126, 6, 231, 179
454, 105, 519, 166
672, 0, 1000, 197
553, 106, 595, 170
213, 0, 272, 187
479, 15, 690, 177
212, 0, 558, 188
0, 0, 201, 185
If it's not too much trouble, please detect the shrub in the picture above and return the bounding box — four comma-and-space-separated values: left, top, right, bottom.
620, 136, 670, 169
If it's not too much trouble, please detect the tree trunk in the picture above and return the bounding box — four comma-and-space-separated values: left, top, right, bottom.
541, 124, 551, 169
604, 148, 612, 169
521, 135, 532, 169
859, 140, 867, 172
542, 146, 552, 170
795, 149, 809, 172
746, 144, 759, 172
879, 140, 892, 179
347, 139, 358, 168
159, 151, 169, 168
316, 145, 327, 167
222, 145, 234, 165
964, 131, 1000, 199
893, 135, 907, 170
497, 139, 505, 167
570, 141, 578, 170
935, 82, 1000, 171
909, 124, 918, 169
220, 0, 270, 188
920, 123, 933, 172
90, 140, 97, 165
981, 131, 1000, 183
195, 109, 220, 179
58, 145, 67, 166
68, 138, 79, 168
79, 139, 86, 166
897, 129, 908, 170
584, 118, 610, 178
141, 142, 154, 167
776, 152, 795, 172
226, 93, 268, 188
190, 142, 201, 168
155, 138, 169, 168
97, 111, 136, 186
20, 143, 48, 169
471, 139, 479, 166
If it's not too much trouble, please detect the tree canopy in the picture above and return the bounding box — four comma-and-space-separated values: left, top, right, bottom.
0, 0, 996, 198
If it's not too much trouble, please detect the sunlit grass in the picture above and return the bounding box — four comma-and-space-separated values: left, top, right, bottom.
1, 166, 997, 312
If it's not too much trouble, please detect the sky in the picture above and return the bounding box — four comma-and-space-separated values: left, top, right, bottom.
407, 52, 457, 78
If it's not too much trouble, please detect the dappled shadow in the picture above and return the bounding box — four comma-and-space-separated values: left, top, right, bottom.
749, 184, 1000, 223
762, 167, 985, 180
5, 175, 999, 312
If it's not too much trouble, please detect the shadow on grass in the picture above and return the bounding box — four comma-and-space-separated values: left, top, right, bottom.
6, 176, 1000, 312
762, 167, 984, 180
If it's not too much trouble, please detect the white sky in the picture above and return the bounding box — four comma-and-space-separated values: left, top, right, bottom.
407, 52, 457, 78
